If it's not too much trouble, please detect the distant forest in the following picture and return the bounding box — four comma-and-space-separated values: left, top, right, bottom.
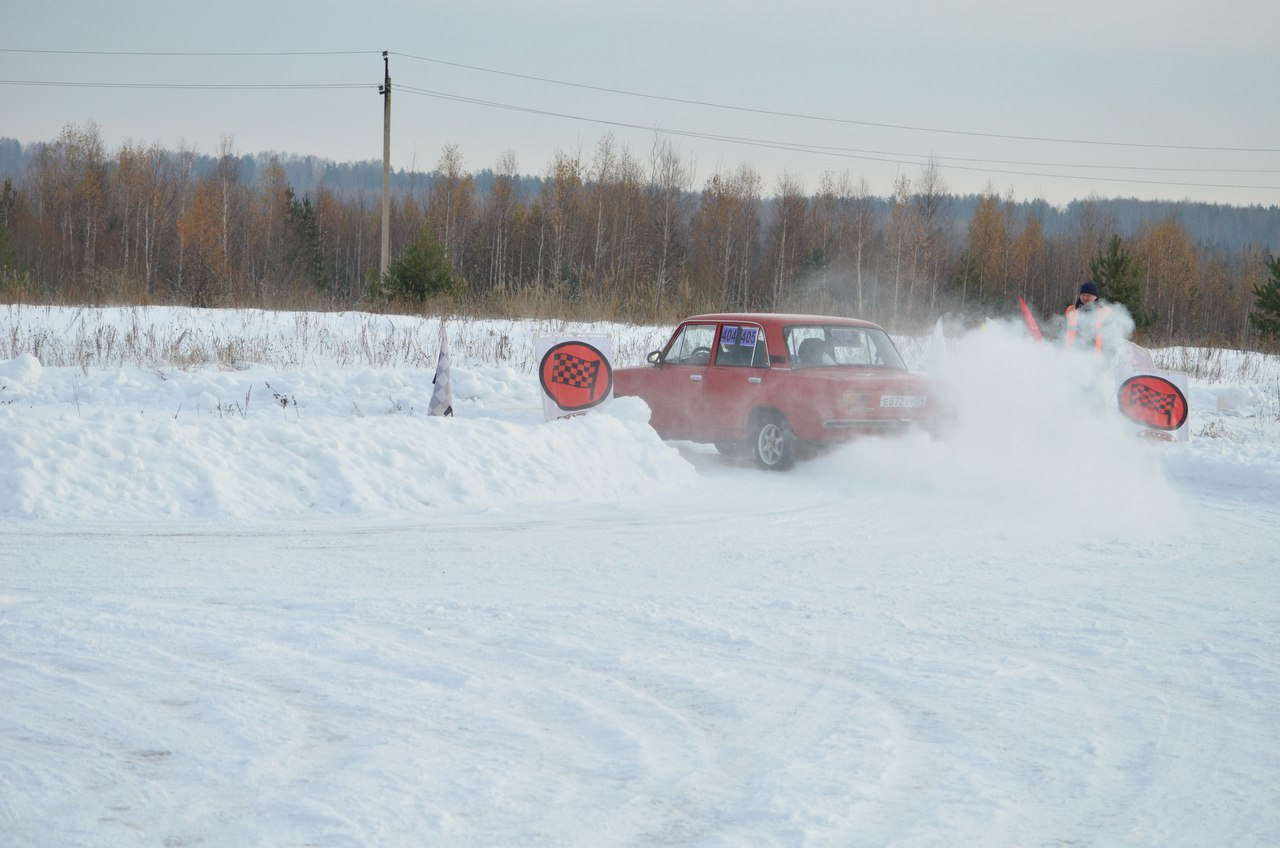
4, 136, 1276, 251
1, 127, 1278, 345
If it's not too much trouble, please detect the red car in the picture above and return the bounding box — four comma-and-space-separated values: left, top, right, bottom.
613, 313, 940, 470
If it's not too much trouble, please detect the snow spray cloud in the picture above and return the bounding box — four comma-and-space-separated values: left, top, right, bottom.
1042, 300, 1138, 356
818, 316, 1182, 532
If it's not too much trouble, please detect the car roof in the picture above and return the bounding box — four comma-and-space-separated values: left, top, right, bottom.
681, 312, 885, 331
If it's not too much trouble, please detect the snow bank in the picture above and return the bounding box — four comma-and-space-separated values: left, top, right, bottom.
0, 360, 693, 519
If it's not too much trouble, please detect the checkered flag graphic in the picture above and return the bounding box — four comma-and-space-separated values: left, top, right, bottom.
551, 352, 600, 391
1128, 382, 1176, 426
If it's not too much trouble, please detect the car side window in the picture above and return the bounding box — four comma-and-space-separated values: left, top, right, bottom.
663, 323, 717, 365
787, 328, 834, 367
715, 324, 767, 368
785, 326, 905, 368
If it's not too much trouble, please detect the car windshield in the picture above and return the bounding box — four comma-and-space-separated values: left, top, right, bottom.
786, 325, 907, 370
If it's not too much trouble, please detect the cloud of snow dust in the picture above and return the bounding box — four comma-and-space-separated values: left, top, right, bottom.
1041, 300, 1138, 357
818, 316, 1184, 532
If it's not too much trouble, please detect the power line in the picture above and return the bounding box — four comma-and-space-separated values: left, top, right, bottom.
5, 50, 1275, 192
8, 47, 1274, 155
391, 51, 1280, 155
0, 79, 369, 90
0, 48, 375, 57
5, 72, 1268, 188
398, 85, 1280, 192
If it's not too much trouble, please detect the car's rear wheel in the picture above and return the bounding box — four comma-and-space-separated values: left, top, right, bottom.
750, 412, 797, 471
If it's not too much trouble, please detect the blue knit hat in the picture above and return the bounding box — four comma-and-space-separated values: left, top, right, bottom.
1079, 281, 1100, 297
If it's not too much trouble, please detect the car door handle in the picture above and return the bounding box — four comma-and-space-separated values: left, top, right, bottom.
747, 376, 762, 384
689, 374, 703, 382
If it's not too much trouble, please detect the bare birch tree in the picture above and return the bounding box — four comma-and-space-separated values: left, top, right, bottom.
646, 137, 695, 313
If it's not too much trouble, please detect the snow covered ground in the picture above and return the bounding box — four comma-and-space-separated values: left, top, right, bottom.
2, 305, 1278, 847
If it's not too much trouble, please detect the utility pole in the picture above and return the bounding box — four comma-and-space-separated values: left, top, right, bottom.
379, 51, 391, 282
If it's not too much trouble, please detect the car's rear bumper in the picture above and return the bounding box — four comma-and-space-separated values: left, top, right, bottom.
818, 418, 924, 436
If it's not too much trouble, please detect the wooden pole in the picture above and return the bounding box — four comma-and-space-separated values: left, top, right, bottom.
379, 51, 391, 281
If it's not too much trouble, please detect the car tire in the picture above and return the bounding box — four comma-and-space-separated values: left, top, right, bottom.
750, 412, 797, 471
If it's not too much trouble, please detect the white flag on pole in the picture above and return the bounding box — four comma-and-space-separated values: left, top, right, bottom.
428, 322, 453, 417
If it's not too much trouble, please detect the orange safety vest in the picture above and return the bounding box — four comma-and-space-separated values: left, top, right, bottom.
1064, 303, 1112, 355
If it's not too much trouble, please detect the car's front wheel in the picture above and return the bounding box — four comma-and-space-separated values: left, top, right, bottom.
750, 412, 797, 471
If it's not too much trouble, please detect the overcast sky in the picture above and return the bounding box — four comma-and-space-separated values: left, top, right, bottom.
4, 0, 1278, 207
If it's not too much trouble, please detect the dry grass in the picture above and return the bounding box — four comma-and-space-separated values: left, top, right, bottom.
3, 299, 1276, 413
0, 303, 672, 372
1150, 345, 1273, 383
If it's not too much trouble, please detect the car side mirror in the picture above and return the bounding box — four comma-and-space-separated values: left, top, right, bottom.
647, 350, 663, 364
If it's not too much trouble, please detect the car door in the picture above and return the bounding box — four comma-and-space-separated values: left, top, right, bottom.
644, 321, 717, 438
700, 321, 771, 441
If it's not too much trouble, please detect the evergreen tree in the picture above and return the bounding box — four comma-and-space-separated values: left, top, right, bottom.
951, 248, 1001, 311
1090, 234, 1147, 331
285, 187, 326, 291
380, 227, 463, 303
0, 178, 28, 297
1248, 253, 1280, 340
952, 249, 981, 308
0, 179, 19, 273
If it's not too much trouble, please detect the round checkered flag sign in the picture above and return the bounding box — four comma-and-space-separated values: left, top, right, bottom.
538, 341, 613, 412
1117, 374, 1188, 431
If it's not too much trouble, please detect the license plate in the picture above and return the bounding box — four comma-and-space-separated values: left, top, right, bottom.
880, 395, 927, 408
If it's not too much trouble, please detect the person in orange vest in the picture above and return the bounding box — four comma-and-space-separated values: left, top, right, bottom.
1064, 280, 1113, 357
